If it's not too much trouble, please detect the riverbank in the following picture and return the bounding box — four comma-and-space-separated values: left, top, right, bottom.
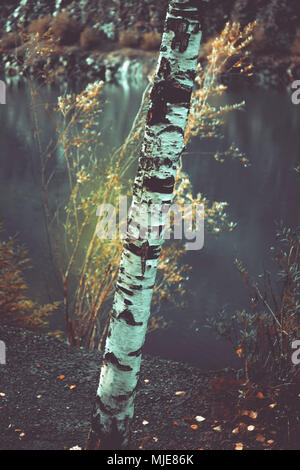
0, 326, 298, 450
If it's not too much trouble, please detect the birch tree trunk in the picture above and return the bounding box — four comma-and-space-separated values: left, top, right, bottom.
86, 0, 202, 450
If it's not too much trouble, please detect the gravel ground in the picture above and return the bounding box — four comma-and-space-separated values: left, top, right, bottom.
0, 326, 214, 450
1, 326, 298, 450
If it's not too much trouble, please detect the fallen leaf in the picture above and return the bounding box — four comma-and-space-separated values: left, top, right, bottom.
269, 403, 277, 409
69, 385, 76, 390
213, 425, 222, 432
0, 393, 6, 397
235, 443, 243, 451
236, 348, 243, 357
232, 427, 239, 434
249, 411, 258, 420
256, 434, 266, 443
256, 392, 264, 399
59, 375, 65, 380
247, 425, 255, 432
195, 416, 206, 423
142, 420, 149, 425
36, 395, 42, 399
175, 391, 186, 397
190, 425, 198, 430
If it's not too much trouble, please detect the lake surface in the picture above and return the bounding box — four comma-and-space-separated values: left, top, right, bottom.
0, 76, 299, 369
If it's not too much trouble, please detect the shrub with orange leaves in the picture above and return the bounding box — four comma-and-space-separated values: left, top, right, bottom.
50, 12, 80, 46
27, 16, 52, 36
0, 32, 22, 51
0, 224, 59, 330
209, 224, 300, 383
119, 29, 140, 48
141, 31, 162, 51
80, 28, 102, 50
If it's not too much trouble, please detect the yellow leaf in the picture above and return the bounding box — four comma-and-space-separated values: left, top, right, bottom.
235, 443, 243, 451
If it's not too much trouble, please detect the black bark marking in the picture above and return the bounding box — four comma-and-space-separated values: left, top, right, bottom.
147, 79, 193, 126
148, 82, 170, 126
124, 298, 133, 306
113, 382, 138, 402
157, 125, 184, 137
94, 395, 114, 416
129, 284, 143, 291
139, 153, 174, 174
166, 18, 190, 52
143, 175, 175, 194
104, 352, 133, 372
125, 242, 161, 260
128, 347, 143, 357
140, 241, 149, 275
116, 284, 134, 297
118, 309, 143, 326
112, 392, 133, 402
158, 57, 171, 80
171, 2, 201, 21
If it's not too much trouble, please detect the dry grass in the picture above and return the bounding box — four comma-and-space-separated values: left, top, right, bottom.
119, 29, 140, 48
50, 12, 80, 46
27, 16, 52, 36
141, 31, 162, 51
0, 32, 21, 51
80, 28, 101, 50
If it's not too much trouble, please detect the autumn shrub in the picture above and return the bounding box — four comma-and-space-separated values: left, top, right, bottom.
209, 225, 300, 384
0, 225, 59, 330
292, 28, 300, 55
141, 31, 162, 51
119, 29, 140, 48
50, 12, 80, 46
0, 32, 21, 50
80, 28, 102, 50
27, 16, 52, 36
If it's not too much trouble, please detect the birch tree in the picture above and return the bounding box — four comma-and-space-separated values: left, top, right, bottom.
86, 0, 202, 450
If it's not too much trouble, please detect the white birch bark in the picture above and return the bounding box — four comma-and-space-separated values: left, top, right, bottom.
87, 0, 202, 450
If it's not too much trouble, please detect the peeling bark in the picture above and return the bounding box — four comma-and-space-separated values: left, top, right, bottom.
86, 0, 202, 450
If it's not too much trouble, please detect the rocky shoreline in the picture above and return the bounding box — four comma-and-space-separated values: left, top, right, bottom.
0, 0, 300, 90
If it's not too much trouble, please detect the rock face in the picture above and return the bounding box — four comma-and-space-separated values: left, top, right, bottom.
0, 0, 300, 89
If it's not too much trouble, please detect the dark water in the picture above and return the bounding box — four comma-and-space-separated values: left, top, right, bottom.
0, 77, 299, 369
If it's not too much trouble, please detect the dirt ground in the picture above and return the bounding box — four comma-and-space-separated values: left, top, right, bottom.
0, 326, 298, 450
